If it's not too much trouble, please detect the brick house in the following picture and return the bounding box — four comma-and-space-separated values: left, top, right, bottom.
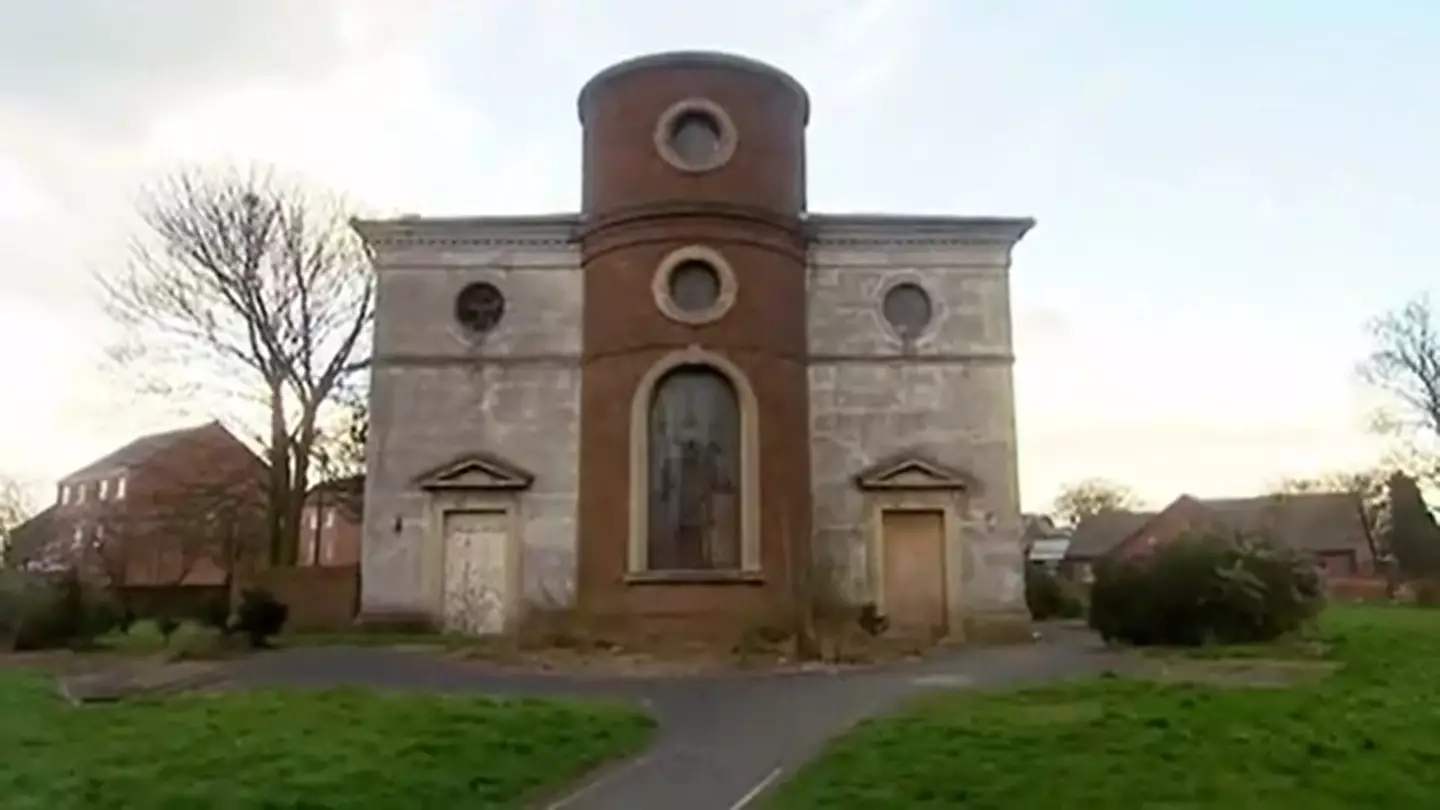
4, 506, 58, 570
299, 475, 362, 567
39, 421, 268, 587
1064, 491, 1377, 583
1061, 511, 1156, 583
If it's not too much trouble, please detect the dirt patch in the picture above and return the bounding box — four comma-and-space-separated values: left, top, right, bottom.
1126, 657, 1340, 688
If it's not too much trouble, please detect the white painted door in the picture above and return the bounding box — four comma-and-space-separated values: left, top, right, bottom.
442, 510, 510, 635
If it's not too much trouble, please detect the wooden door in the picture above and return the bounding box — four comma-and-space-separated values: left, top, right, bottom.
442, 510, 510, 635
881, 509, 947, 635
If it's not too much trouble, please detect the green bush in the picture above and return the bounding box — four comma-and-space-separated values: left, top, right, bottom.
3, 569, 118, 651
1025, 566, 1084, 620
0, 570, 50, 650
198, 593, 231, 633
235, 588, 289, 648
1088, 530, 1323, 646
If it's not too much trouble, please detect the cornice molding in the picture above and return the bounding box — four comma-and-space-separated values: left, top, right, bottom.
352, 214, 581, 249
805, 213, 1035, 248
352, 211, 1035, 251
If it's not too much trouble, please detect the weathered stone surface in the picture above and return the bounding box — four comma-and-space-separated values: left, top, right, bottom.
806, 221, 1027, 620
360, 224, 583, 619
359, 213, 1030, 630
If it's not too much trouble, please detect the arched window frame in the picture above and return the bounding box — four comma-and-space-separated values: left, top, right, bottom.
627, 347, 761, 578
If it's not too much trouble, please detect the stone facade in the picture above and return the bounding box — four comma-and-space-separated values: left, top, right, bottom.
807, 216, 1030, 627
355, 217, 583, 618
355, 51, 1033, 639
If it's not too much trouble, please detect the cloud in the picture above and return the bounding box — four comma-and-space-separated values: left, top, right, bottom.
0, 1, 458, 491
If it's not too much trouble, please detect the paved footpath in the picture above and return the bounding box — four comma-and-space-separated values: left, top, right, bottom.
223, 628, 1121, 809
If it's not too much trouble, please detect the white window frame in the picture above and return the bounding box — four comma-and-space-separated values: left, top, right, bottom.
99, 479, 109, 500
76, 484, 86, 504
59, 486, 69, 506
116, 476, 127, 500
324, 508, 335, 529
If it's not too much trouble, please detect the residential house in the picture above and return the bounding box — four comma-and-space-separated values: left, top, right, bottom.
1063, 510, 1157, 582
1023, 514, 1071, 572
299, 475, 362, 567
45, 421, 268, 587
4, 506, 58, 570
1064, 491, 1376, 584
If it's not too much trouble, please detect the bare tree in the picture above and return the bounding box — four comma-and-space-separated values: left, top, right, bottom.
0, 475, 35, 567
90, 471, 267, 613
1052, 478, 1141, 528
1361, 296, 1440, 477
101, 166, 374, 565
1273, 469, 1394, 594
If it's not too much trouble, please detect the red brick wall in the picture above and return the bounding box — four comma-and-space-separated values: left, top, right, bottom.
53, 424, 267, 587
297, 500, 360, 567
574, 54, 812, 625
245, 564, 359, 631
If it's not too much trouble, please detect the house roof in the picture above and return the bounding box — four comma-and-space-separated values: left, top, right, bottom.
4, 505, 56, 567
307, 474, 364, 519
308, 474, 364, 496
1066, 491, 1368, 560
1066, 510, 1157, 559
1187, 492, 1367, 553
59, 421, 226, 483
1023, 513, 1063, 544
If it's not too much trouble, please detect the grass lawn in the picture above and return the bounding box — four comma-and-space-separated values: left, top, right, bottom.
0, 672, 654, 810
768, 606, 1440, 809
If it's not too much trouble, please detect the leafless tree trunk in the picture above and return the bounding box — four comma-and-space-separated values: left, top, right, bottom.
1362, 297, 1440, 469
0, 475, 33, 566
100, 165, 374, 565
1274, 470, 1395, 596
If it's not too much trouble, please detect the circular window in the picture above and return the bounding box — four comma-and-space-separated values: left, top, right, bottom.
454, 282, 505, 334
668, 260, 722, 313
667, 112, 722, 167
653, 246, 737, 325
882, 283, 934, 339
654, 98, 737, 173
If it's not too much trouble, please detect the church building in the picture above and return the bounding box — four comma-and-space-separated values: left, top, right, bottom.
354, 51, 1034, 641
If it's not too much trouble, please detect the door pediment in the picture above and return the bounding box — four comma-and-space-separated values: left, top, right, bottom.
854, 449, 977, 492
414, 451, 535, 491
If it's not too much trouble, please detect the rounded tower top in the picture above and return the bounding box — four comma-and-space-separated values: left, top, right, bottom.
577, 51, 810, 127
577, 50, 811, 218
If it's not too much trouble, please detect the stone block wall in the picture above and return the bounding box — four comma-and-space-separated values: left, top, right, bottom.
805, 216, 1031, 620
356, 218, 583, 617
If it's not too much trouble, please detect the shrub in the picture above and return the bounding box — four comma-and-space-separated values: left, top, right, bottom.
0, 570, 51, 650
235, 588, 289, 648
1088, 530, 1323, 646
198, 594, 231, 633
1411, 579, 1440, 607
1025, 566, 1084, 620
155, 615, 182, 644
4, 569, 117, 650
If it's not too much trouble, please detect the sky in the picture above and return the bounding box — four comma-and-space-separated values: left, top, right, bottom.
0, 0, 1435, 513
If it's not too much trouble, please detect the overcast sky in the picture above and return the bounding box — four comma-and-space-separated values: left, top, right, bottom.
0, 0, 1434, 511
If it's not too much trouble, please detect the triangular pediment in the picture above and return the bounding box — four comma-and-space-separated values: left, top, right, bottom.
854, 449, 977, 492
414, 451, 534, 491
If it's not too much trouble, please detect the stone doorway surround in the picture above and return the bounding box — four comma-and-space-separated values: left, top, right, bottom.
854, 448, 979, 640
414, 451, 535, 635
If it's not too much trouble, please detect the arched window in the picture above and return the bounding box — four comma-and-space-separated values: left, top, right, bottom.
646, 365, 741, 570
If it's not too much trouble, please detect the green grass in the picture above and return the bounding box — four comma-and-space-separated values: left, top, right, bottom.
0, 672, 654, 810
768, 606, 1440, 809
